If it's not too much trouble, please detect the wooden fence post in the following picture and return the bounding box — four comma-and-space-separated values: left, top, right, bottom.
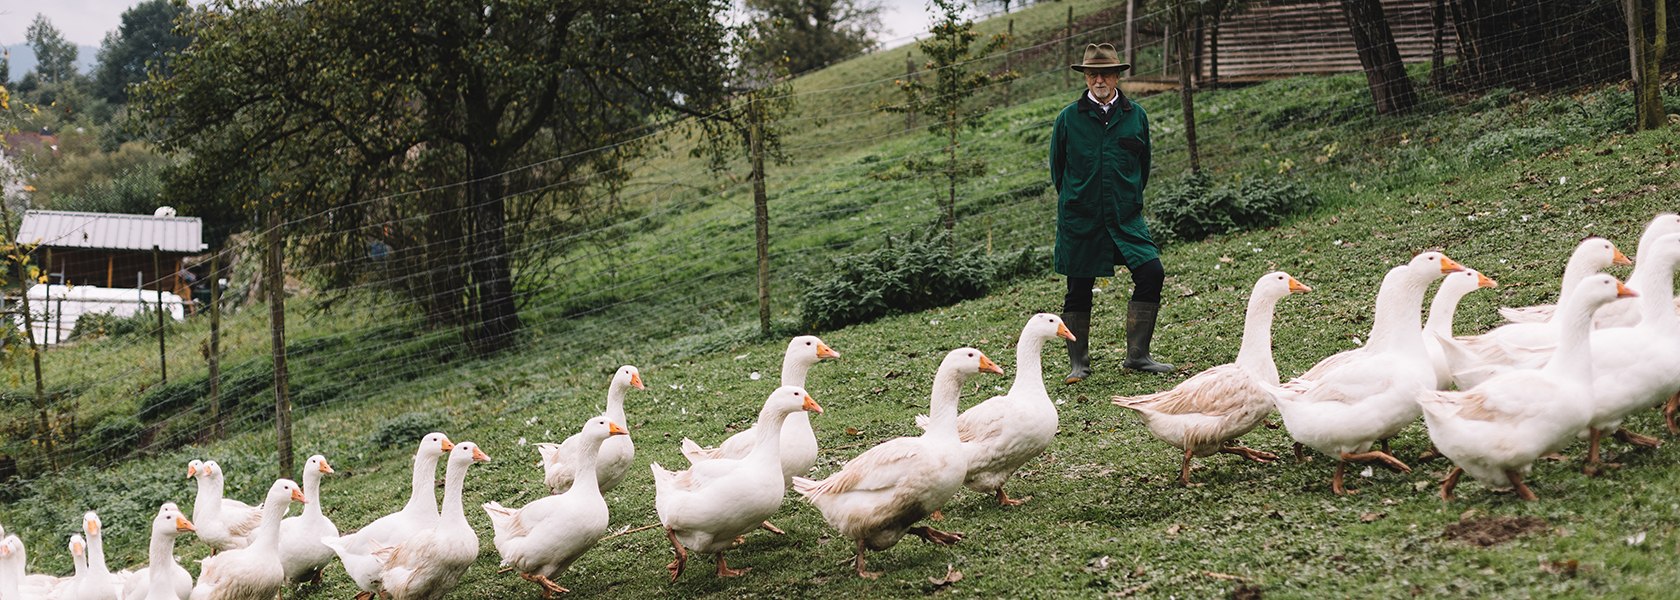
154, 245, 167, 384
267, 205, 293, 478
1064, 6, 1073, 88
0, 203, 54, 469
209, 250, 223, 441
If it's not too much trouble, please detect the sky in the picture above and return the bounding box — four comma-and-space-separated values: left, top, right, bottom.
0, 0, 969, 55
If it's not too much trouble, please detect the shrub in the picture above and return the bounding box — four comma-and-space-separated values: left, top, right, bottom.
1463, 127, 1568, 163
369, 411, 448, 449
82, 414, 145, 461
799, 231, 1035, 331
68, 307, 170, 341
1148, 172, 1319, 244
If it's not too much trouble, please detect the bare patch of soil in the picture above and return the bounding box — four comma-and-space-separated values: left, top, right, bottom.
1442, 516, 1549, 547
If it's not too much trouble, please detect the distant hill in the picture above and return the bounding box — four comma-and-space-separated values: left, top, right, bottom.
3, 43, 100, 82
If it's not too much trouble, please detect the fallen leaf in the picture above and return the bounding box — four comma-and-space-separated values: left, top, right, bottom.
1165, 524, 1182, 536
1540, 558, 1579, 577
928, 564, 964, 587
1360, 512, 1386, 523
1203, 571, 1248, 582
845, 427, 862, 436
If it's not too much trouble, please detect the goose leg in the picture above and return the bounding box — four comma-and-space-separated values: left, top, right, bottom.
908, 526, 964, 545
1341, 450, 1412, 473
1379, 438, 1391, 455
1218, 445, 1279, 463
1614, 428, 1663, 448
1583, 428, 1603, 476
354, 593, 373, 600
519, 572, 569, 598
1179, 447, 1195, 486
1293, 442, 1312, 463
1331, 460, 1351, 496
995, 487, 1029, 506
1666, 392, 1680, 435
854, 540, 880, 580
758, 521, 786, 535
1416, 448, 1443, 463
1439, 467, 1463, 502
715, 552, 750, 577
663, 527, 688, 581
1505, 469, 1537, 501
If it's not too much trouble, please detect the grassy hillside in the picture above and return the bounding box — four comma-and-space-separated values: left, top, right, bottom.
5, 3, 1680, 596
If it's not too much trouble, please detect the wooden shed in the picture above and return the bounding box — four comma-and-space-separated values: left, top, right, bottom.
14, 209, 209, 300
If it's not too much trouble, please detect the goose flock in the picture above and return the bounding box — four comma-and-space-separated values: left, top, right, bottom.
1, 213, 1677, 597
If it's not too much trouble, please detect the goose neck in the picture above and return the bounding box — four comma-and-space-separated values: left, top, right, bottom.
302, 469, 324, 518
924, 368, 965, 441
1235, 293, 1282, 383
147, 529, 177, 575
781, 358, 813, 389
407, 452, 441, 515
1367, 270, 1428, 354
569, 438, 605, 497
251, 494, 289, 550
751, 406, 792, 464
605, 384, 628, 425
439, 459, 471, 526
1007, 333, 1048, 398
1542, 294, 1598, 381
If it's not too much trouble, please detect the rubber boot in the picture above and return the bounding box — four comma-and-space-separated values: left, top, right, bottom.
1122, 301, 1174, 373
1063, 310, 1091, 384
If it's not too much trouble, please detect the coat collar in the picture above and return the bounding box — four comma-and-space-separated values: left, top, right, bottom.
1077, 91, 1130, 126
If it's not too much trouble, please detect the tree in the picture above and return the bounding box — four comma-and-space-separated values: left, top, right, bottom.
743, 0, 881, 74
882, 0, 1014, 238
94, 0, 192, 104
1159, 0, 1202, 172
1624, 0, 1668, 130
26, 15, 78, 84
1339, 0, 1418, 115
1447, 0, 1625, 91
141, 0, 733, 356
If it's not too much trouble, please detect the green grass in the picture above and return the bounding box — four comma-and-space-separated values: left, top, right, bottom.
6, 4, 1680, 595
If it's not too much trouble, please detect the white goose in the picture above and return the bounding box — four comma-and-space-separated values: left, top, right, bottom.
681, 336, 839, 532
1272, 252, 1463, 495
1, 533, 62, 599
653, 386, 822, 581
367, 441, 491, 600
539, 366, 643, 494
1422, 274, 1636, 500
70, 512, 121, 600
278, 455, 338, 583
794, 348, 1004, 579
186, 461, 261, 552
120, 503, 195, 600
1115, 272, 1311, 485
188, 479, 305, 600
922, 314, 1073, 504
1500, 215, 1680, 326
320, 432, 452, 597
1497, 235, 1632, 324
1423, 268, 1498, 389
485, 417, 628, 597
1570, 233, 1680, 472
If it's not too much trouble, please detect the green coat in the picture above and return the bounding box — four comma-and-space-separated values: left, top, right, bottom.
1049, 93, 1159, 278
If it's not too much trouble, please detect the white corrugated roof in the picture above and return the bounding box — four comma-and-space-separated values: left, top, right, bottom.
14, 210, 208, 253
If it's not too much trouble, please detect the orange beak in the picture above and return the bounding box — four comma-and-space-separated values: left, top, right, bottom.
1612, 247, 1632, 265
291, 488, 307, 503
1439, 256, 1466, 274
630, 372, 646, 390
816, 343, 841, 359
439, 438, 455, 452
472, 447, 492, 463
71, 539, 84, 555
802, 393, 824, 414
319, 460, 335, 474
1477, 273, 1498, 288
607, 422, 629, 436
186, 464, 197, 478
1287, 276, 1312, 293
86, 519, 99, 537
979, 354, 1005, 375
1056, 322, 1077, 341
176, 517, 196, 533
1616, 281, 1639, 298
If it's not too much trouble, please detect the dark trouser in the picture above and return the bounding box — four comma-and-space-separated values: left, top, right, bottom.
1062, 259, 1171, 380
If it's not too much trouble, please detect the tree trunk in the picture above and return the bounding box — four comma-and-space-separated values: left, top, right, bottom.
1, 203, 54, 470
945, 112, 959, 239
267, 204, 293, 479
1340, 0, 1419, 114
1430, 0, 1447, 87
1177, 7, 1201, 174
1208, 13, 1221, 90
749, 100, 772, 337
1626, 0, 1669, 130
466, 148, 522, 355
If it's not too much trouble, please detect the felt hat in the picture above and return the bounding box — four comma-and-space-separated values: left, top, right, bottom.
1070, 43, 1130, 73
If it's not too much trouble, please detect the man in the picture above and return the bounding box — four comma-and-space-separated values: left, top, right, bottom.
1049, 42, 1172, 383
